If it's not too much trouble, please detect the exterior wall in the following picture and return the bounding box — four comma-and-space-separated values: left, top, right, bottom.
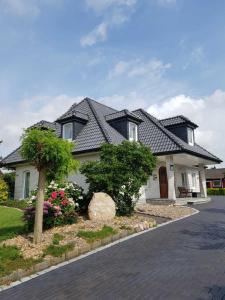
14, 164, 39, 200
14, 152, 100, 199
175, 165, 200, 196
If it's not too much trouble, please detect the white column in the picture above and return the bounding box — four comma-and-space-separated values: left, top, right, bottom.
166, 155, 176, 200
199, 165, 207, 198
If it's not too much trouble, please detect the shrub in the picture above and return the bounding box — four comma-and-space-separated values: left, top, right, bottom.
0, 178, 8, 202
2, 172, 15, 199
81, 141, 156, 216
23, 181, 83, 231
207, 188, 225, 195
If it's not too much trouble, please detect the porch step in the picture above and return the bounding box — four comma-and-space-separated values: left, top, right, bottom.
175, 197, 211, 206
146, 199, 175, 206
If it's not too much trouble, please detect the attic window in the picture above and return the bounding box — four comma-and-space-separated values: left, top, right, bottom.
62, 123, 73, 140
187, 128, 194, 145
129, 122, 138, 142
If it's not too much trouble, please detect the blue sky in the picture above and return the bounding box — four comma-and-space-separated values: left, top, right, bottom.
0, 0, 225, 164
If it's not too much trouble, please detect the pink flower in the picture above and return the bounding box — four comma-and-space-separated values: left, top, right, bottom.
58, 190, 65, 198
51, 191, 58, 199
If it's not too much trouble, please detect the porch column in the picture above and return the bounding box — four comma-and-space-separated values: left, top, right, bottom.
199, 165, 207, 198
166, 155, 176, 200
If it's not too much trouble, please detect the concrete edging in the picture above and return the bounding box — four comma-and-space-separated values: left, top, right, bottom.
0, 207, 199, 292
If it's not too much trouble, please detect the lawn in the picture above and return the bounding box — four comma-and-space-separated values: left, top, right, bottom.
0, 206, 25, 242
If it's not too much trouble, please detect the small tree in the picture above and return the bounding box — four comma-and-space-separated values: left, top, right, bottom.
81, 141, 156, 215
21, 128, 79, 244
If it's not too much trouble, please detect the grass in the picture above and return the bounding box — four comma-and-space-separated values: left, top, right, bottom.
0, 245, 38, 278
77, 225, 117, 242
0, 199, 28, 210
52, 233, 64, 245
43, 243, 74, 257
0, 206, 25, 242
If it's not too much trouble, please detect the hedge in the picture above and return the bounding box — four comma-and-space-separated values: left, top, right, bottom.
207, 188, 225, 195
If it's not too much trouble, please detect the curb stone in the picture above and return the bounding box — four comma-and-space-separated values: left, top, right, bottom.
0, 209, 199, 292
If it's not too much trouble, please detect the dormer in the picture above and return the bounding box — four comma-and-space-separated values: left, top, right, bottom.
56, 110, 89, 141
105, 110, 143, 141
160, 115, 198, 146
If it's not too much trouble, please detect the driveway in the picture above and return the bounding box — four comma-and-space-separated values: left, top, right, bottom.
1, 196, 225, 300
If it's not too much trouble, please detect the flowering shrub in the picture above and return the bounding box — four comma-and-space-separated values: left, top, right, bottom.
24, 181, 84, 231
0, 178, 8, 201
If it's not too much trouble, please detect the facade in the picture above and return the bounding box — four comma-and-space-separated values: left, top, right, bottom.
0, 97, 222, 203
206, 168, 225, 188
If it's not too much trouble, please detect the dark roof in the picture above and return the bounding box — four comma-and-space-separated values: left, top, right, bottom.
160, 115, 198, 128
1, 97, 222, 166
105, 109, 143, 123
206, 168, 225, 179
56, 105, 89, 122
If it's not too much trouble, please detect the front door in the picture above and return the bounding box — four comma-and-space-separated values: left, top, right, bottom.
159, 166, 168, 198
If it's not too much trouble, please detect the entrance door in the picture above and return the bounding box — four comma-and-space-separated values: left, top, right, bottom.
159, 166, 168, 198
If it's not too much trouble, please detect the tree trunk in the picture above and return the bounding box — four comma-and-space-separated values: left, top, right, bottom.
34, 169, 46, 244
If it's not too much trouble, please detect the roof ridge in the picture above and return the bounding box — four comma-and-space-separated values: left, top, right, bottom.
0, 146, 22, 165
137, 109, 183, 150
84, 97, 117, 113
160, 115, 188, 121
86, 98, 112, 143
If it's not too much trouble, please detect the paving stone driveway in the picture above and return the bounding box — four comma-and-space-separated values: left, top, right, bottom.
1, 196, 225, 300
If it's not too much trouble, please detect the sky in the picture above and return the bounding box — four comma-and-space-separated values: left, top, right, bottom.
0, 0, 225, 166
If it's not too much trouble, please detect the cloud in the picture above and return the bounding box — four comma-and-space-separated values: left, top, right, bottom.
81, 0, 136, 46
80, 22, 108, 47
108, 58, 171, 78
147, 90, 225, 165
0, 95, 82, 158
157, 0, 176, 6
0, 0, 40, 17
183, 46, 205, 70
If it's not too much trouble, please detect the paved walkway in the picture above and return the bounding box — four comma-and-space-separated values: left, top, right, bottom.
1, 196, 225, 300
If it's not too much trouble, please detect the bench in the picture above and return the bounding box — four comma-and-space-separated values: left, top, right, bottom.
178, 187, 192, 198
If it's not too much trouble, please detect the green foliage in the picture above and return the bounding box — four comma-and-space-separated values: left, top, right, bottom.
77, 225, 117, 242
43, 243, 74, 257
207, 188, 225, 195
0, 206, 25, 241
0, 245, 37, 278
81, 141, 156, 215
0, 177, 8, 201
20, 128, 79, 181
2, 172, 15, 199
52, 233, 64, 245
0, 199, 28, 210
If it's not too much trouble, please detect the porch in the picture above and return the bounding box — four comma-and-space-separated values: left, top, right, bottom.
139, 152, 215, 204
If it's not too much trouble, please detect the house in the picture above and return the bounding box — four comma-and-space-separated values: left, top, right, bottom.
206, 168, 225, 188
0, 97, 222, 203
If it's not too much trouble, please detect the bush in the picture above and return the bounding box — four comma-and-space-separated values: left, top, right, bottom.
81, 141, 156, 216
24, 181, 83, 231
0, 178, 8, 201
207, 188, 225, 195
2, 172, 15, 199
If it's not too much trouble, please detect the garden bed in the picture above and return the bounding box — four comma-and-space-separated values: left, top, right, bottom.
0, 214, 156, 286
135, 203, 196, 220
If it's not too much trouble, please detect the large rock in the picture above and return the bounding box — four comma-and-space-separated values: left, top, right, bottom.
88, 192, 116, 221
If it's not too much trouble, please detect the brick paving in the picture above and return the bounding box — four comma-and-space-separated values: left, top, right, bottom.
1, 196, 225, 300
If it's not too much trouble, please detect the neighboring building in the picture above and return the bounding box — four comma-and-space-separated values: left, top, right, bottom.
0, 97, 222, 202
206, 168, 225, 188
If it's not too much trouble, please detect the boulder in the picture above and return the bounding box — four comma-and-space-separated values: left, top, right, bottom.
88, 192, 116, 221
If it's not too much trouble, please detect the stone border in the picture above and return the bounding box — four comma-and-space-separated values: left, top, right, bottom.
0, 208, 199, 292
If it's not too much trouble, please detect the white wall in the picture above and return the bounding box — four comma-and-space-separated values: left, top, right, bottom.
175, 165, 200, 196
14, 164, 39, 200
14, 152, 100, 199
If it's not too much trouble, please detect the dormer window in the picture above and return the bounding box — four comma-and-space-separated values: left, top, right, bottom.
63, 123, 73, 140
187, 128, 194, 145
129, 122, 138, 141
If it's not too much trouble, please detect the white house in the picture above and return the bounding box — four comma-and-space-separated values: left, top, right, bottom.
1, 97, 222, 203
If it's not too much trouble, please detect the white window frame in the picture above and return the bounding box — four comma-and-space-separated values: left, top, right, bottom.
213, 179, 221, 188
187, 128, 194, 146
23, 171, 30, 199
181, 172, 187, 187
62, 123, 73, 140
192, 172, 197, 188
129, 122, 138, 142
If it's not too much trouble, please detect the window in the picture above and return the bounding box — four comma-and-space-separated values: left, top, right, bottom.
187, 128, 194, 145
213, 179, 221, 188
192, 173, 197, 188
181, 173, 187, 187
129, 122, 138, 141
63, 123, 73, 140
23, 171, 30, 199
